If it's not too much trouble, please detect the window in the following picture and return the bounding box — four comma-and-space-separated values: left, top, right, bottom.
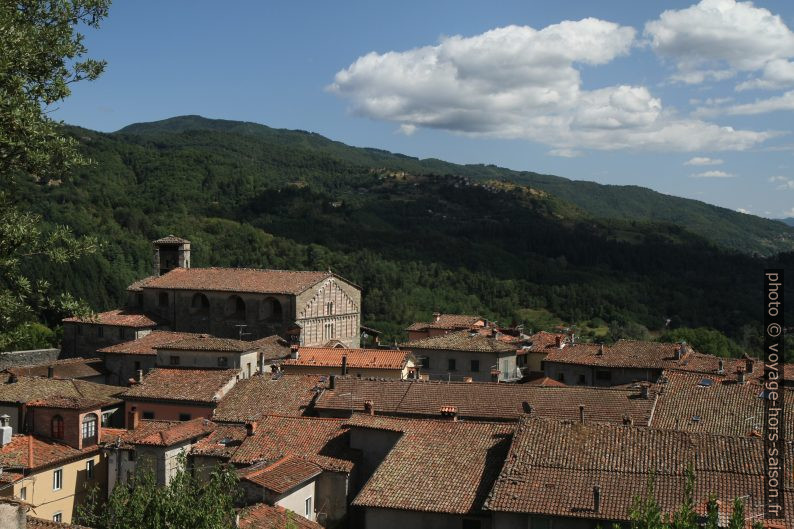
97, 325, 104, 338
577, 374, 586, 385
53, 513, 62, 523
305, 496, 313, 517
19, 487, 26, 501
134, 360, 141, 372
217, 356, 228, 367
158, 292, 169, 307
86, 459, 95, 479
326, 301, 334, 315
179, 413, 191, 421
422, 357, 430, 369
128, 451, 136, 462
226, 295, 246, 320
51, 415, 64, 439
260, 297, 282, 322
448, 358, 456, 371
119, 327, 125, 340
191, 293, 210, 315
143, 411, 155, 420
247, 362, 251, 378
82, 413, 98, 441
77, 325, 83, 336
53, 469, 63, 491
170, 355, 180, 366
596, 370, 612, 381
470, 359, 480, 372
462, 519, 482, 529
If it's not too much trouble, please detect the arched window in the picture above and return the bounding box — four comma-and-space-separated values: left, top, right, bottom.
326, 301, 334, 315
226, 296, 246, 320
51, 415, 64, 439
260, 297, 282, 322
190, 293, 210, 315
82, 413, 98, 442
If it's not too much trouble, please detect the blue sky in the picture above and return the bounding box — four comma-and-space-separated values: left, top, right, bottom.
54, 0, 794, 219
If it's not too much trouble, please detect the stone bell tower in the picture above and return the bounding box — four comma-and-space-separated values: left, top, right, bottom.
152, 235, 191, 276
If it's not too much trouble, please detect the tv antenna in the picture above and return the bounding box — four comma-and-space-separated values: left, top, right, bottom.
234, 324, 252, 340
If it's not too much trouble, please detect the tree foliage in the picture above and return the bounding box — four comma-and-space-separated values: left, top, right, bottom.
76, 452, 240, 529
0, 0, 107, 349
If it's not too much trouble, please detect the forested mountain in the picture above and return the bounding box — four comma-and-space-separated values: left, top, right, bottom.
15, 116, 793, 350
780, 217, 794, 227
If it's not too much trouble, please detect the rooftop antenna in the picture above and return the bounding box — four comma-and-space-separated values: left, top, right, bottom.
234, 324, 252, 341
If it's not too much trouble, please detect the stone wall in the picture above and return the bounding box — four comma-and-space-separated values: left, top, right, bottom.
0, 348, 59, 370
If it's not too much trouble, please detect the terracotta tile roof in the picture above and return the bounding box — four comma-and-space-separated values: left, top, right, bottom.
153, 235, 190, 244
98, 331, 198, 356
0, 434, 106, 471
406, 314, 484, 331
241, 454, 322, 494
250, 335, 291, 362
158, 335, 259, 352
518, 331, 567, 354
126, 275, 156, 292
124, 368, 240, 403
63, 308, 161, 328
213, 373, 324, 422
523, 376, 567, 387
5, 357, 106, 380
237, 503, 323, 529
27, 517, 91, 529
191, 416, 356, 472
403, 330, 518, 353
103, 418, 216, 447
484, 416, 793, 523
142, 267, 335, 295
282, 348, 413, 370
0, 470, 23, 484
542, 340, 705, 370
0, 375, 124, 406
651, 371, 794, 437
315, 377, 656, 425
348, 414, 514, 515
27, 395, 108, 410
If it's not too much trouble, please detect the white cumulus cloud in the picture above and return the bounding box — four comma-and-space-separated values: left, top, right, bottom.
770, 175, 794, 189
548, 148, 582, 158
645, 0, 794, 85
329, 20, 772, 152
684, 156, 723, 166
697, 90, 794, 116
690, 170, 735, 178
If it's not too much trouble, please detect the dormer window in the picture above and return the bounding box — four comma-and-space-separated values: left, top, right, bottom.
82, 413, 98, 442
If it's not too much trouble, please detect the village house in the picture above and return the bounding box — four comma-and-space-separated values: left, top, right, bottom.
237, 502, 324, 529
61, 309, 162, 357
515, 331, 566, 374
3, 358, 107, 385
1, 497, 95, 529
122, 367, 240, 423
315, 376, 657, 425
347, 413, 514, 529
191, 416, 357, 527
280, 347, 417, 380
0, 374, 124, 433
483, 416, 794, 528
101, 415, 216, 491
211, 373, 326, 423
405, 313, 486, 341
403, 329, 520, 382
0, 397, 112, 524
98, 331, 196, 386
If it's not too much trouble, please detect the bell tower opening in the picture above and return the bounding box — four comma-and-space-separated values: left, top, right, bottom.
152, 235, 191, 276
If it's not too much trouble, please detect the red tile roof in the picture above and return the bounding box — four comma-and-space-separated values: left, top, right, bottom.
157, 335, 260, 352
0, 375, 123, 406
5, 357, 105, 380
0, 433, 110, 471
406, 314, 484, 331
191, 416, 355, 472
237, 503, 323, 529
27, 517, 92, 529
27, 395, 108, 410
63, 309, 161, 328
142, 267, 336, 295
153, 235, 190, 244
483, 417, 793, 523
242, 454, 322, 494
213, 373, 324, 422
523, 376, 567, 387
315, 377, 656, 425
126, 275, 156, 292
250, 335, 291, 362
518, 331, 567, 355
124, 368, 240, 403
282, 348, 413, 370
98, 331, 198, 356
103, 418, 216, 447
403, 330, 519, 353
348, 414, 514, 515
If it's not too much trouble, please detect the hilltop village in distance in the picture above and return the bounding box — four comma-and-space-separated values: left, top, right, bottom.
0, 235, 790, 528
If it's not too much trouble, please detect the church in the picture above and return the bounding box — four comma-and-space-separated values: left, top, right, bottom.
62, 236, 362, 355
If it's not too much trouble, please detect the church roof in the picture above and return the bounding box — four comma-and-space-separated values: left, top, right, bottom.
141, 267, 340, 295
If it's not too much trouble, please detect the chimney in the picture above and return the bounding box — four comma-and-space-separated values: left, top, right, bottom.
462, 376, 473, 383
127, 407, 139, 430
640, 384, 650, 399
593, 485, 601, 513
433, 312, 441, 323
555, 336, 562, 348
717, 359, 724, 374
0, 414, 12, 446
570, 333, 575, 345
364, 400, 375, 416
675, 343, 686, 360
341, 355, 348, 376
521, 402, 534, 415
290, 345, 299, 360
136, 369, 144, 384
440, 405, 458, 421
329, 374, 336, 390
737, 369, 746, 385
245, 421, 257, 436
746, 358, 754, 374
622, 415, 634, 426
47, 366, 54, 378
579, 404, 585, 424
597, 344, 604, 356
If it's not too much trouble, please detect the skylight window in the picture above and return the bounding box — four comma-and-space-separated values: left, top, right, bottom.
697, 378, 713, 387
